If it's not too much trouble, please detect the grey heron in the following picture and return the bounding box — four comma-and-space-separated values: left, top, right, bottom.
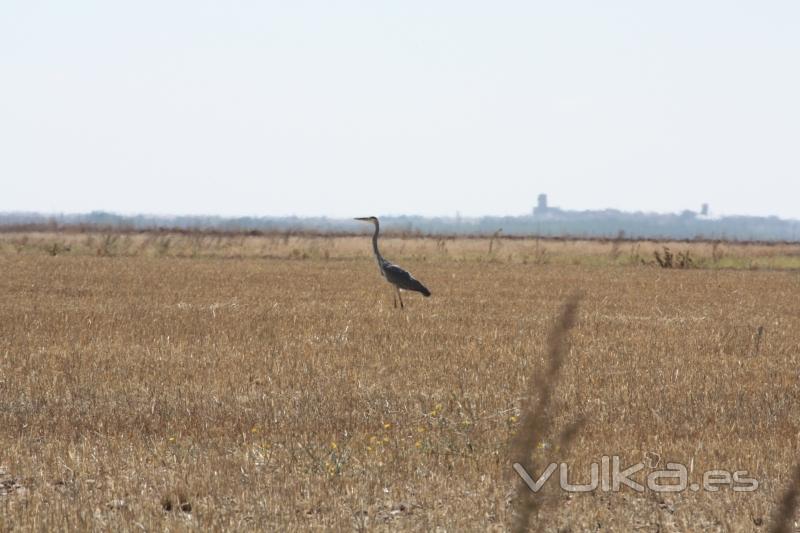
354, 216, 431, 308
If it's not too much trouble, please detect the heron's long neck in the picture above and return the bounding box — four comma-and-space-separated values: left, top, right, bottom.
371, 221, 383, 262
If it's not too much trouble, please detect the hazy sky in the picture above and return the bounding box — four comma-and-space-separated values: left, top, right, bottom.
2, 1, 799, 219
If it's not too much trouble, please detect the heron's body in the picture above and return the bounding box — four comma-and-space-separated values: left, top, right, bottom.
356, 216, 430, 308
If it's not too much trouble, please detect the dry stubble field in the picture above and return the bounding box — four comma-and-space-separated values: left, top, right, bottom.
1, 231, 800, 531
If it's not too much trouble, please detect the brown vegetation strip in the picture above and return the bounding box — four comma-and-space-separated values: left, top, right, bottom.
2, 221, 800, 246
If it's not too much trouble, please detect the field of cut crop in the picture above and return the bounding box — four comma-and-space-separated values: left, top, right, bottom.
1, 232, 799, 531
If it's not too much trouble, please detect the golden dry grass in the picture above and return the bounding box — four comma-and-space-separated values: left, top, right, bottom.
2, 230, 800, 270
1, 232, 800, 531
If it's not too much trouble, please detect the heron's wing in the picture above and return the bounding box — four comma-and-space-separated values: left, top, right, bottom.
383, 263, 431, 296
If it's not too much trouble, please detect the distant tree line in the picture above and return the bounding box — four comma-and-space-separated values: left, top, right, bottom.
0, 210, 798, 242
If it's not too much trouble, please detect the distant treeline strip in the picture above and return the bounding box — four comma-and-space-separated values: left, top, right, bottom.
1, 221, 799, 246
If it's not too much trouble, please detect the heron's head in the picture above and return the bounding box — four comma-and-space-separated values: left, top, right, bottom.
354, 216, 378, 224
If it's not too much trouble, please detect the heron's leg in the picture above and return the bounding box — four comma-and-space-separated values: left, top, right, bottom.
393, 291, 397, 308
396, 287, 404, 309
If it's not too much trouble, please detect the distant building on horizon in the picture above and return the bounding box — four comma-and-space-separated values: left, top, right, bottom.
534, 193, 549, 215
534, 193, 565, 216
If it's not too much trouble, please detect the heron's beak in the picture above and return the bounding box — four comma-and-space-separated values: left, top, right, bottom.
354, 217, 370, 221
